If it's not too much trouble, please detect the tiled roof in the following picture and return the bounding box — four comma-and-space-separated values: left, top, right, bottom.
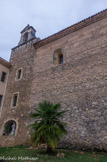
0, 57, 12, 68
34, 9, 107, 49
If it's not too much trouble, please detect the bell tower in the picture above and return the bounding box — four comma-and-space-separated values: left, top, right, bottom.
18, 24, 36, 45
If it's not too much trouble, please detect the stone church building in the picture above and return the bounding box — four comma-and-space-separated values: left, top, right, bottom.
0, 9, 107, 150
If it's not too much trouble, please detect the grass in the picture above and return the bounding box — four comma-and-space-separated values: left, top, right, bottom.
0, 146, 107, 162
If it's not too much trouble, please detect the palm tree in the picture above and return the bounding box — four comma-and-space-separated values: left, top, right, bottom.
30, 101, 67, 153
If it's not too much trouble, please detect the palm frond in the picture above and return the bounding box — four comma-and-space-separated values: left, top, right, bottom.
29, 101, 68, 150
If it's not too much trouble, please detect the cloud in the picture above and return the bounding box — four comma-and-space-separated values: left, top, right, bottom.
0, 0, 107, 61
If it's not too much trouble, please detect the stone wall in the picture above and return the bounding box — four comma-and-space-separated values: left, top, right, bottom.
0, 64, 10, 117
0, 40, 36, 146
0, 15, 107, 150
0, 64, 9, 95
30, 17, 107, 150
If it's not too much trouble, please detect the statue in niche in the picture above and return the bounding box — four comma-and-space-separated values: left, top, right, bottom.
9, 122, 16, 135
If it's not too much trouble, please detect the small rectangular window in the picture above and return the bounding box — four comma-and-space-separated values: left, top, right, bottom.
12, 94, 18, 107
16, 68, 22, 80
1, 72, 6, 82
0, 95, 3, 107
17, 69, 21, 79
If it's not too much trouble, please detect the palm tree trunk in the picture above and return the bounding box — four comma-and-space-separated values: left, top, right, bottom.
46, 146, 52, 153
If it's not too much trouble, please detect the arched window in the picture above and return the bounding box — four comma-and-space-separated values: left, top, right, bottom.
3, 120, 16, 136
53, 49, 63, 65
23, 32, 28, 42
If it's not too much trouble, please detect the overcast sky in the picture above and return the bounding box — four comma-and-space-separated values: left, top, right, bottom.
0, 0, 107, 61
